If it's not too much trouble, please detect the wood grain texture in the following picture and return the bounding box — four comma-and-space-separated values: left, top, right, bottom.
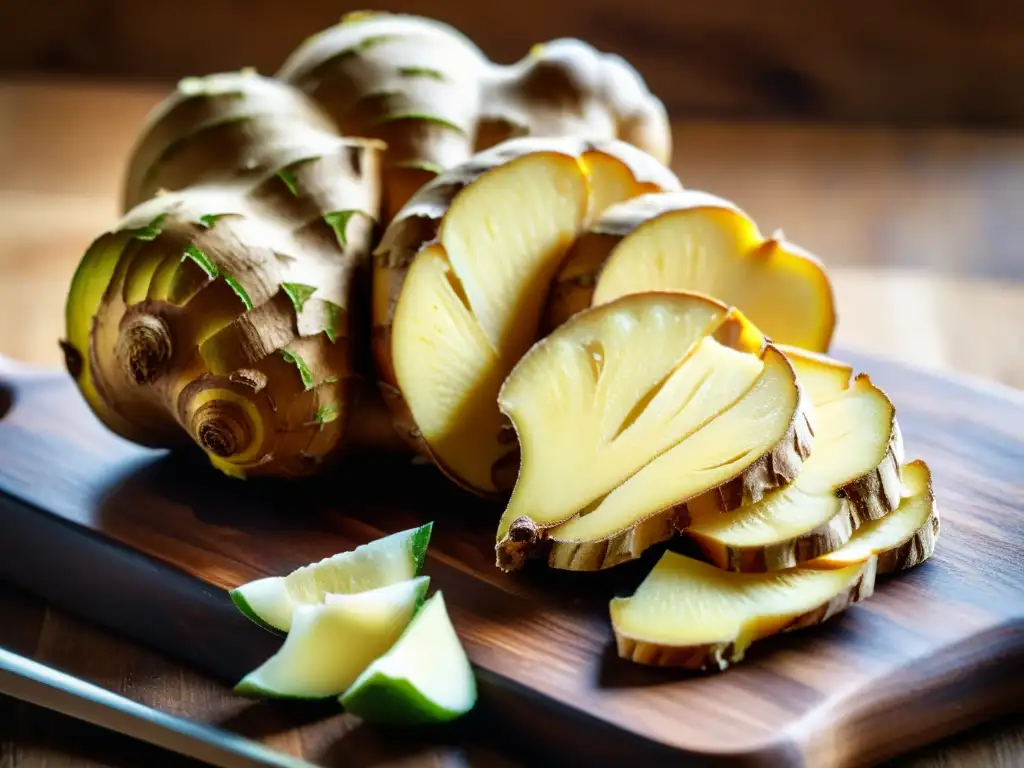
3, 0, 1024, 125
0, 351, 1021, 767
0, 584, 512, 768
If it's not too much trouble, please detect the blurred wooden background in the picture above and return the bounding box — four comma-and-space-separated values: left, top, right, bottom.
3, 81, 1022, 387
3, 0, 1024, 125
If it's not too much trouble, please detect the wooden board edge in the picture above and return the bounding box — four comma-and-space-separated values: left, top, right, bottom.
0, 489, 707, 765
11, 483, 1018, 768
797, 618, 1024, 767
0, 490, 280, 681
2, 355, 1024, 765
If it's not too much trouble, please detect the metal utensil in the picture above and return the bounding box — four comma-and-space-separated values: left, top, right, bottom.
0, 646, 316, 768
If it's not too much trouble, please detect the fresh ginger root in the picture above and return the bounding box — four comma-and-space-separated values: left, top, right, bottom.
63, 12, 673, 479
278, 11, 672, 217
373, 138, 681, 496
63, 72, 396, 477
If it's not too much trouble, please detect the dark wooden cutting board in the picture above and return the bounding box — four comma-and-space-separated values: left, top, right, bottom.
0, 350, 1022, 768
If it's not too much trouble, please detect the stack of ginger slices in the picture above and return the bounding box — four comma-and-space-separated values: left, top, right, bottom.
378, 145, 941, 671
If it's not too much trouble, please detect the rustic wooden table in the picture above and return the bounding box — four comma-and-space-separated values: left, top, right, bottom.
0, 80, 1022, 767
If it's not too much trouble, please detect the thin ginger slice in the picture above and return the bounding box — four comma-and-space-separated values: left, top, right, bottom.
496, 292, 812, 571
544, 191, 835, 352
379, 138, 681, 495
391, 150, 589, 494
684, 373, 903, 571
611, 551, 873, 670
780, 345, 854, 406
810, 460, 939, 574
610, 461, 937, 670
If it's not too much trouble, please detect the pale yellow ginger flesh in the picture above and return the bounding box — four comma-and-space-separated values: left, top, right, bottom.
500, 296, 736, 534
611, 464, 937, 669
548, 346, 799, 543
685, 374, 899, 569
496, 292, 806, 552
391, 152, 588, 493
566, 192, 835, 352
610, 551, 871, 669
578, 144, 676, 221
811, 460, 937, 571
386, 141, 679, 495
780, 346, 854, 406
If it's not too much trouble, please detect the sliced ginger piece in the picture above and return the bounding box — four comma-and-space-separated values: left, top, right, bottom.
610, 460, 939, 670
610, 551, 874, 670
391, 149, 588, 494
544, 191, 835, 352
578, 142, 680, 220
780, 345, 854, 406
378, 138, 680, 495
684, 373, 904, 572
810, 460, 939, 574
495, 292, 813, 571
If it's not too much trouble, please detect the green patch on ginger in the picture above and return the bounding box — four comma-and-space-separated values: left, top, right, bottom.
181, 244, 250, 311
198, 213, 227, 229
392, 159, 445, 176
324, 302, 342, 343
315, 401, 342, 427
177, 77, 207, 96
128, 214, 168, 242
281, 348, 314, 390
177, 74, 250, 101
277, 169, 299, 196
182, 244, 219, 279
397, 67, 445, 81
373, 113, 466, 135
323, 210, 368, 249
336, 35, 401, 60
282, 282, 317, 314
223, 275, 254, 311
277, 157, 321, 196
341, 10, 383, 24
